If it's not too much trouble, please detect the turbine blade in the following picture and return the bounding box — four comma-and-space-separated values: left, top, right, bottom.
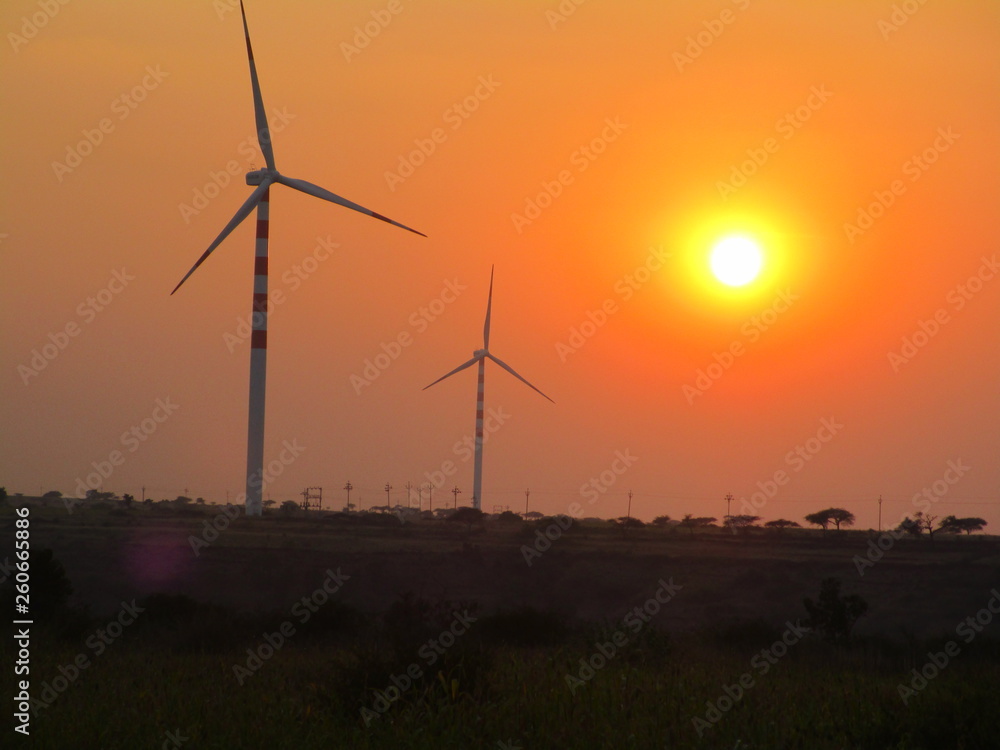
275, 174, 426, 237
423, 356, 480, 391
171, 182, 269, 294
240, 0, 275, 170
483, 265, 494, 349
487, 353, 554, 403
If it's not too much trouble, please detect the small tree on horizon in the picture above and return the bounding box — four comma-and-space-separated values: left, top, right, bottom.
764, 519, 801, 532
805, 510, 831, 531
939, 515, 987, 535
651, 515, 672, 528
679, 514, 717, 534
724, 515, 761, 533
805, 508, 855, 532
448, 506, 484, 532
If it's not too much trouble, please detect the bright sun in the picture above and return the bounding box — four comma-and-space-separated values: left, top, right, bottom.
710, 236, 763, 287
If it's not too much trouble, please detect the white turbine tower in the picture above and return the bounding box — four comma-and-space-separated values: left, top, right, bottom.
172, 1, 424, 517
423, 267, 553, 510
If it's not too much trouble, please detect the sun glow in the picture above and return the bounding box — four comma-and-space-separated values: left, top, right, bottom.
709, 236, 763, 287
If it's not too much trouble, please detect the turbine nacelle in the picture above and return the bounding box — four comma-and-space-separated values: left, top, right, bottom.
245, 169, 275, 186
473, 348, 488, 358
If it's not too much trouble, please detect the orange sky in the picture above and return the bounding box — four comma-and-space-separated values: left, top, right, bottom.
2, 0, 999, 529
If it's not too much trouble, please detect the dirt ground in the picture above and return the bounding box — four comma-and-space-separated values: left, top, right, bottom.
15, 501, 999, 640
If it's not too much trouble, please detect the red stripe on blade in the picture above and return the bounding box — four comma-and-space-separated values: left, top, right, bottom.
251, 330, 267, 349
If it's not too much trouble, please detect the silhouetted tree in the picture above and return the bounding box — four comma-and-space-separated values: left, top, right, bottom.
651, 515, 672, 527
279, 500, 299, 514
764, 519, 801, 532
174, 495, 193, 505
616, 516, 645, 528
724, 514, 760, 531
805, 510, 831, 531
803, 577, 868, 644
122, 493, 134, 509
495, 510, 522, 523
679, 514, 716, 534
448, 506, 484, 531
828, 508, 855, 531
805, 508, 855, 531
939, 515, 987, 535
897, 516, 922, 536
913, 511, 940, 540
0, 487, 7, 502
43, 490, 62, 499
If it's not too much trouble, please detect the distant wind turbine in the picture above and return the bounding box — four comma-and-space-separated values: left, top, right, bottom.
423, 267, 553, 510
171, 1, 425, 517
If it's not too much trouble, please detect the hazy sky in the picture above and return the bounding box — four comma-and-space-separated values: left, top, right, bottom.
3, 0, 998, 528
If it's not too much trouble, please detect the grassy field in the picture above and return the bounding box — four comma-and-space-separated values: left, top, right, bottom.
4, 499, 1000, 749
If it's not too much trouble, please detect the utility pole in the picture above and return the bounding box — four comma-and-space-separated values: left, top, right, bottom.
725, 492, 733, 520
384, 482, 392, 509
405, 480, 412, 509
878, 494, 882, 532
426, 483, 433, 513
141, 486, 146, 503
344, 481, 353, 510
451, 485, 461, 509
626, 489, 633, 534
524, 488, 530, 517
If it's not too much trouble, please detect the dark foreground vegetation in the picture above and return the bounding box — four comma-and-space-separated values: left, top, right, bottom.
4, 497, 1000, 749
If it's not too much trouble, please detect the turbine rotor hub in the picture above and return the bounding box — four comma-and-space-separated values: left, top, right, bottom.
245, 168, 277, 186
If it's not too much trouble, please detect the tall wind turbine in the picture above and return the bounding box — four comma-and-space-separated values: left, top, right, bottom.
172, 1, 424, 517
423, 267, 553, 511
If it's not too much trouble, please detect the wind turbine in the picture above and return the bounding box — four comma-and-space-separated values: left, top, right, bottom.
172, 1, 424, 517
423, 267, 553, 511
